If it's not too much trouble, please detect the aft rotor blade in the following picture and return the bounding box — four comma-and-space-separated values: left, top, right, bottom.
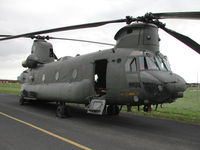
152, 12, 200, 20
0, 34, 32, 38
0, 34, 115, 46
160, 26, 200, 54
0, 35, 12, 37
49, 37, 115, 46
0, 18, 127, 41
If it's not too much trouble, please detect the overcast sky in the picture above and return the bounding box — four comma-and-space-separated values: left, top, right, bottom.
0, 0, 200, 83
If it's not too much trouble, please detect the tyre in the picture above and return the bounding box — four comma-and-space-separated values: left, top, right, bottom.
19, 97, 25, 105
107, 105, 120, 115
56, 105, 66, 118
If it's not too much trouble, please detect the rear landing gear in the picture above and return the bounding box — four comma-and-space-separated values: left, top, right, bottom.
56, 102, 70, 118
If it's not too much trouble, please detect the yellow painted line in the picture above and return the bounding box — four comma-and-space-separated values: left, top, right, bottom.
0, 112, 92, 150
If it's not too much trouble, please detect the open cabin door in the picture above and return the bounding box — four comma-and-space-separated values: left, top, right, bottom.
94, 59, 107, 95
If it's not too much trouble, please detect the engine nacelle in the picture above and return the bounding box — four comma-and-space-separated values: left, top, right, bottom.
22, 54, 40, 68
22, 39, 57, 68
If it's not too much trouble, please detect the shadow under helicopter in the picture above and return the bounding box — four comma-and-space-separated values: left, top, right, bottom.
10, 96, 199, 149
22, 101, 177, 133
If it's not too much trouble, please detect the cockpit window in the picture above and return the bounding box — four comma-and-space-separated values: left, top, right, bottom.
126, 54, 172, 72
139, 57, 145, 70
155, 57, 167, 71
137, 53, 172, 71
139, 56, 159, 70
146, 56, 159, 70
155, 55, 171, 71
125, 58, 137, 72
163, 57, 171, 71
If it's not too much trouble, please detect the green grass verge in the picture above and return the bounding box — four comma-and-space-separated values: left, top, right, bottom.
0, 83, 21, 95
0, 83, 200, 124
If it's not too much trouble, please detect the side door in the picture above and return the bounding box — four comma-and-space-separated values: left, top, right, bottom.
94, 59, 107, 95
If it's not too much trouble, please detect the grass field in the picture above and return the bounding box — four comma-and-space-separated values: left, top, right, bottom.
0, 83, 200, 124
0, 82, 21, 95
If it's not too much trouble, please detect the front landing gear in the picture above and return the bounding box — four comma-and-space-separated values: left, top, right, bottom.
143, 105, 152, 112
56, 102, 70, 118
19, 96, 26, 105
107, 105, 120, 115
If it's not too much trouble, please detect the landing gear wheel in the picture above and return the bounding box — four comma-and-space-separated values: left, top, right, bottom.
56, 102, 71, 118
107, 105, 120, 115
56, 104, 66, 118
143, 105, 151, 112
114, 105, 120, 115
19, 97, 25, 105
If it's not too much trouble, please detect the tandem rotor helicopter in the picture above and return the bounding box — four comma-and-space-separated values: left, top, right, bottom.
0, 12, 200, 118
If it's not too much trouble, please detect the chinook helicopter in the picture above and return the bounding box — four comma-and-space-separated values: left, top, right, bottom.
0, 12, 200, 118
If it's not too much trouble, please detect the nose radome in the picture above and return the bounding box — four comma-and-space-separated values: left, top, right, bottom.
142, 71, 187, 99
164, 74, 186, 98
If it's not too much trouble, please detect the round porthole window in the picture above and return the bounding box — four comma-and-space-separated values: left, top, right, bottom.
42, 74, 45, 82
55, 72, 59, 81
72, 69, 77, 79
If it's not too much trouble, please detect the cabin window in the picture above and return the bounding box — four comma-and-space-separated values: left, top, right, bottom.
42, 74, 45, 82
55, 72, 59, 81
72, 69, 77, 79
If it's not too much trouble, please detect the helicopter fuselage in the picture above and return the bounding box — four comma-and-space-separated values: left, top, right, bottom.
20, 47, 186, 107
19, 22, 187, 116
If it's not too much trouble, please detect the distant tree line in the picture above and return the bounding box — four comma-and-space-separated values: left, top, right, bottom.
186, 83, 200, 87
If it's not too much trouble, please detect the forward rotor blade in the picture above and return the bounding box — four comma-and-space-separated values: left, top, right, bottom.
160, 26, 200, 54
49, 37, 114, 46
152, 12, 200, 20
0, 19, 127, 41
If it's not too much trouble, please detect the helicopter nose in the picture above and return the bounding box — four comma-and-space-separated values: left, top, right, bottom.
164, 73, 186, 99
142, 71, 186, 102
